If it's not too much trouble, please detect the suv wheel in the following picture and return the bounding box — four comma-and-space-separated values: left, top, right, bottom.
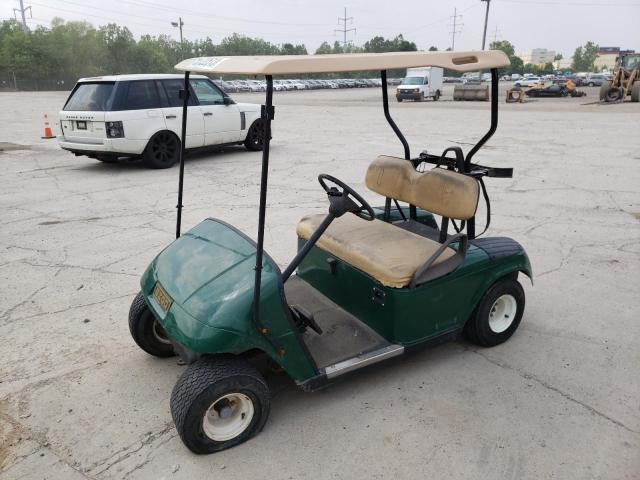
143, 131, 180, 169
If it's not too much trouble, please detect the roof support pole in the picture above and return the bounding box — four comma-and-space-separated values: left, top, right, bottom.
380, 70, 416, 219
465, 68, 499, 169
176, 70, 190, 238
252, 75, 274, 332
465, 67, 499, 239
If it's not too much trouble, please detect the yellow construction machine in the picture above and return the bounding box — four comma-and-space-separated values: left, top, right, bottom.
600, 53, 640, 103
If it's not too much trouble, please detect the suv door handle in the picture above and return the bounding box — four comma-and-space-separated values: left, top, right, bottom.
165, 115, 177, 119
203, 112, 213, 116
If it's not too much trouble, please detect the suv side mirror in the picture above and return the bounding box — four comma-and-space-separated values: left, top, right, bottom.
223, 96, 233, 106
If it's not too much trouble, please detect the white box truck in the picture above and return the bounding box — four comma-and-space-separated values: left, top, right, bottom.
396, 67, 443, 102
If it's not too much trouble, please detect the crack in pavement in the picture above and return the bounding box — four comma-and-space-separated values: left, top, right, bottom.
86, 422, 175, 477
470, 349, 640, 436
0, 408, 98, 480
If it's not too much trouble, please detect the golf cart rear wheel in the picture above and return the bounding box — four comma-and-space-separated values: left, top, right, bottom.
244, 119, 265, 151
128, 292, 175, 357
143, 131, 180, 169
170, 355, 270, 454
464, 277, 525, 347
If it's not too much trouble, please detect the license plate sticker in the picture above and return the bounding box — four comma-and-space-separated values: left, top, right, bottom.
153, 283, 172, 313
76, 120, 87, 130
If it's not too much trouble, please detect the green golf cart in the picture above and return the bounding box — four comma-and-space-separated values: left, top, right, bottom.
128, 50, 532, 454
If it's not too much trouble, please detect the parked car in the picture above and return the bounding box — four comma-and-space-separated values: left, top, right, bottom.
58, 74, 263, 168
585, 74, 606, 87
514, 76, 541, 87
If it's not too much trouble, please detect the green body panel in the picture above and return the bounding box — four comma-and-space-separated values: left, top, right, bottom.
140, 219, 316, 382
296, 238, 532, 345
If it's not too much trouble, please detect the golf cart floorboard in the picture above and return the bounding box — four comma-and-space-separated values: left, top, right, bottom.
285, 276, 391, 370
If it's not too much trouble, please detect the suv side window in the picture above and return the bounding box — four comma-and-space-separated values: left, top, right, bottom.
160, 79, 198, 107
123, 80, 162, 110
190, 79, 225, 105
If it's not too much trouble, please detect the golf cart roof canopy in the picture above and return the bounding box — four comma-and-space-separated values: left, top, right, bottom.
175, 50, 510, 75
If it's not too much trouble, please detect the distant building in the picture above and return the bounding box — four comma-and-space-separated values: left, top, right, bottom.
595, 47, 636, 71
530, 48, 556, 65
517, 48, 556, 66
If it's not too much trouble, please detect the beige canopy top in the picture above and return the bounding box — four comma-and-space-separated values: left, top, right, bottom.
175, 50, 509, 75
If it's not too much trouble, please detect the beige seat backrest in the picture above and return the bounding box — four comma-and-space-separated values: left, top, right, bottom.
365, 155, 479, 220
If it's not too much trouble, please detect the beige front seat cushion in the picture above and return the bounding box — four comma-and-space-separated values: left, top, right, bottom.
365, 155, 479, 220
296, 213, 456, 288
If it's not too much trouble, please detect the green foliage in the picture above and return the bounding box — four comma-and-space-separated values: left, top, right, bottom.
489, 39, 523, 75
523, 62, 554, 75
0, 19, 307, 89
571, 41, 599, 72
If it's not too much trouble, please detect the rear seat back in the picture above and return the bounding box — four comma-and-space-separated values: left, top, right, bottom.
365, 155, 479, 221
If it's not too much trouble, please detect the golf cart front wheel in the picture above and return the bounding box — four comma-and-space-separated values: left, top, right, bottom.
170, 355, 270, 454
464, 277, 525, 347
128, 291, 175, 357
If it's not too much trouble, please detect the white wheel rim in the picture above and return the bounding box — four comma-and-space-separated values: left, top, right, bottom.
152, 319, 171, 345
202, 393, 254, 442
488, 294, 518, 333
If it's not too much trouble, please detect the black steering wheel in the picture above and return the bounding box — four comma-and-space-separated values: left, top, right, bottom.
318, 174, 375, 221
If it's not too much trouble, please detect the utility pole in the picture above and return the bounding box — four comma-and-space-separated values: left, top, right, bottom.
13, 0, 32, 33
491, 26, 501, 44
171, 17, 184, 59
335, 7, 355, 50
481, 0, 491, 50
448, 8, 463, 51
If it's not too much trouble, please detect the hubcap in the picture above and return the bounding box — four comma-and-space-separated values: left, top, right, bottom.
488, 294, 517, 333
202, 393, 254, 441
152, 319, 171, 345
151, 134, 177, 163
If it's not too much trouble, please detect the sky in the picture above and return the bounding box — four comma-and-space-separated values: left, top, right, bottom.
2, 0, 639, 58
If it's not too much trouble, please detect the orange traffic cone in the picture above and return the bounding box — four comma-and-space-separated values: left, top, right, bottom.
41, 113, 56, 139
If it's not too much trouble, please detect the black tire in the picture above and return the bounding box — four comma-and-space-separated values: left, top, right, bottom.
397, 98, 403, 102
433, 90, 440, 101
599, 81, 612, 101
588, 82, 595, 87
418, 92, 424, 102
631, 83, 640, 102
244, 120, 265, 151
605, 87, 624, 102
464, 277, 525, 347
143, 131, 180, 168
170, 355, 270, 454
128, 291, 175, 357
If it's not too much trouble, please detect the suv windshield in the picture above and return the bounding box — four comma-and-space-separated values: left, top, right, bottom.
402, 77, 423, 85
64, 82, 114, 111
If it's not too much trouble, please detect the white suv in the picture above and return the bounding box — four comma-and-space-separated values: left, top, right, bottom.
58, 74, 263, 168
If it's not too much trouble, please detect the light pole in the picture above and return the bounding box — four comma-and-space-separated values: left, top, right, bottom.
171, 17, 184, 59
481, 0, 491, 50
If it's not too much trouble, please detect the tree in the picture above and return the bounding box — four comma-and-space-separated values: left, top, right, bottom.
571, 41, 598, 72
489, 39, 523, 74
315, 41, 333, 55
554, 53, 563, 61
428, 46, 438, 51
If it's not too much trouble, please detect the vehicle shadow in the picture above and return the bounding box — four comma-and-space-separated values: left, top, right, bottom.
70, 145, 259, 173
